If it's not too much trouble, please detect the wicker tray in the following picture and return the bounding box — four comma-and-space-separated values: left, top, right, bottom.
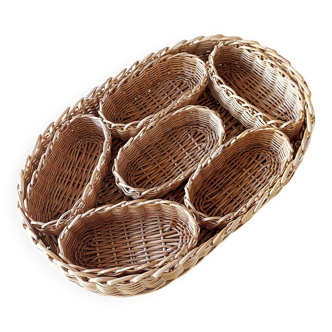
59, 199, 198, 276
23, 115, 112, 235
113, 105, 225, 199
17, 35, 315, 297
99, 53, 208, 140
184, 127, 293, 229
208, 37, 305, 139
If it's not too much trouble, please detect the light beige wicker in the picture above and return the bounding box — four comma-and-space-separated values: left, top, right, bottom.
113, 105, 225, 199
17, 35, 315, 297
184, 127, 293, 229
23, 115, 112, 235
208, 38, 305, 139
58, 199, 199, 276
99, 53, 208, 140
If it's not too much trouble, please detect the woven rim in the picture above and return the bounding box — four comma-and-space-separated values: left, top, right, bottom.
17, 35, 315, 297
58, 199, 199, 276
208, 37, 305, 139
23, 115, 112, 235
99, 52, 208, 140
184, 127, 293, 229
113, 105, 225, 199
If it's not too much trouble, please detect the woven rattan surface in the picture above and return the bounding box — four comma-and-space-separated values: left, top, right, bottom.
208, 38, 305, 139
23, 115, 112, 235
17, 35, 315, 297
99, 53, 208, 140
114, 105, 225, 199
58, 199, 199, 276
185, 128, 293, 229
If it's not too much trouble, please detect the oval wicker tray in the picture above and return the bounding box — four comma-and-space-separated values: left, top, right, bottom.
99, 53, 208, 140
58, 199, 199, 276
113, 105, 225, 199
23, 115, 112, 235
208, 37, 305, 139
184, 127, 293, 229
17, 35, 315, 297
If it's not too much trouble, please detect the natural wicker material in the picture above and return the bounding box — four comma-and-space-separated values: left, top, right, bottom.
58, 199, 199, 276
97, 137, 128, 206
17, 35, 315, 297
99, 53, 208, 140
113, 105, 225, 199
24, 115, 112, 235
184, 128, 293, 229
208, 38, 305, 139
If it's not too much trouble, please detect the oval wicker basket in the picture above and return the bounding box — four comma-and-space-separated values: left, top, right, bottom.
99, 53, 208, 140
24, 115, 112, 235
58, 199, 199, 276
208, 38, 305, 139
17, 35, 315, 297
113, 105, 225, 199
184, 127, 293, 229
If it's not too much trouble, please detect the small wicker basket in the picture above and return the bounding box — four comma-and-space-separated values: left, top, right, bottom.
99, 53, 208, 140
24, 115, 112, 235
185, 127, 293, 229
58, 199, 199, 276
113, 105, 225, 199
208, 38, 305, 139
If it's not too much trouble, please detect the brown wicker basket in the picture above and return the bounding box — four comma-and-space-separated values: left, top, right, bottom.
23, 115, 112, 235
184, 127, 293, 229
208, 38, 305, 139
17, 35, 315, 297
99, 53, 208, 140
113, 105, 225, 199
58, 199, 199, 276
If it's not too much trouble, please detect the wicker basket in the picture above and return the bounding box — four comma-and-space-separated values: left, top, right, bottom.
113, 105, 225, 199
23, 115, 112, 235
99, 53, 208, 140
17, 35, 315, 297
58, 199, 199, 276
208, 38, 305, 139
184, 127, 293, 229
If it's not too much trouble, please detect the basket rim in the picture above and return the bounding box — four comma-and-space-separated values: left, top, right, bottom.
98, 52, 209, 133
113, 105, 225, 198
184, 127, 294, 229
208, 37, 306, 131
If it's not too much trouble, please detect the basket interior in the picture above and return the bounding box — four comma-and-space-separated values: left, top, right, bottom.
26, 117, 105, 223
117, 108, 222, 189
188, 130, 291, 219
61, 203, 194, 271
102, 54, 206, 124
213, 45, 303, 123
